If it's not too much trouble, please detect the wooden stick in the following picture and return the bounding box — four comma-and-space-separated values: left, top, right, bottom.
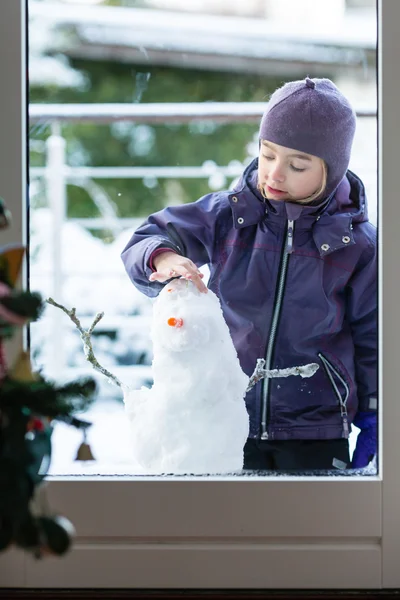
46, 297, 122, 388
246, 359, 319, 393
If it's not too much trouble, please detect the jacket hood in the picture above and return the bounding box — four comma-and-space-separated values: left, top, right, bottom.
229, 158, 370, 257
235, 158, 368, 222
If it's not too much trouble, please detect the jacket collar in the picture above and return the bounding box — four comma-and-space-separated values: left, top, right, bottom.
227, 161, 266, 228
227, 158, 367, 257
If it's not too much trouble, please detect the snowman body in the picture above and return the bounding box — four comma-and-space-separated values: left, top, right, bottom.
123, 278, 250, 474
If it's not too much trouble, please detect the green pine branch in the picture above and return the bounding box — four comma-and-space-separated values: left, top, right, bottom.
0, 377, 96, 419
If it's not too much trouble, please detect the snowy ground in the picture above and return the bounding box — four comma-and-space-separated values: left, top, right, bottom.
48, 397, 141, 475
47, 397, 360, 475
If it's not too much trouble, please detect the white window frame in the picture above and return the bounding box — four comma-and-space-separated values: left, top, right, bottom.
2, 0, 400, 590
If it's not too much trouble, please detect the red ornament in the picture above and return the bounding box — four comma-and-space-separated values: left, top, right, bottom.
28, 417, 45, 432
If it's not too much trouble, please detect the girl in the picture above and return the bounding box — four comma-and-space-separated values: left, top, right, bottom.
121, 77, 377, 472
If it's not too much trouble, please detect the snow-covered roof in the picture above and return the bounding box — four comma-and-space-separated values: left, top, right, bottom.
29, 1, 376, 76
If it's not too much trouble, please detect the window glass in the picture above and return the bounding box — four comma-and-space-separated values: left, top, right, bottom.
28, 0, 377, 476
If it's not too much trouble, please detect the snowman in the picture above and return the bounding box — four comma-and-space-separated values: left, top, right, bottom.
123, 278, 250, 474
123, 278, 318, 475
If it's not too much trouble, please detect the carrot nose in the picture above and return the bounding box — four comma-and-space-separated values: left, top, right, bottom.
167, 317, 184, 328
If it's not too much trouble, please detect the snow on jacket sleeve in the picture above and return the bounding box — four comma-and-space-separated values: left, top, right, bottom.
121, 193, 226, 297
346, 225, 377, 413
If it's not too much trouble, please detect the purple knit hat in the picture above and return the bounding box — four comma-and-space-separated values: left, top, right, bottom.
259, 77, 356, 197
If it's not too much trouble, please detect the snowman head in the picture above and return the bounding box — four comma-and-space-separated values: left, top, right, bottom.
151, 278, 221, 353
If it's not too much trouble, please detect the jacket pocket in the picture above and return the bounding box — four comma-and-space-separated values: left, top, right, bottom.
318, 352, 350, 438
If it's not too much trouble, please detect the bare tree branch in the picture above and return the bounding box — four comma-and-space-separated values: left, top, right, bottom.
46, 297, 122, 388
246, 359, 319, 393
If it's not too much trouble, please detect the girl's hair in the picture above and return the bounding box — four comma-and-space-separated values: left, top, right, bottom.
257, 158, 328, 205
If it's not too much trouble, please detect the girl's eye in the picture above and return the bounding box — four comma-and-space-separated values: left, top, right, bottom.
290, 165, 306, 173
262, 154, 274, 161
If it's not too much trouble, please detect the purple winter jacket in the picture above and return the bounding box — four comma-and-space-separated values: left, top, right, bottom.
121, 159, 377, 441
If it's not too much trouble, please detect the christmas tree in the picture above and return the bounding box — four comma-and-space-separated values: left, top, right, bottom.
0, 197, 97, 558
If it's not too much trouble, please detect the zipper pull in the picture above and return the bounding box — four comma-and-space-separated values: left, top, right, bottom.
286, 219, 294, 254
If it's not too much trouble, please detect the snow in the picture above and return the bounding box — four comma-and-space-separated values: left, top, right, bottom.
123, 278, 250, 474
30, 209, 151, 319
46, 398, 366, 476
28, 2, 376, 55
29, 208, 154, 413
29, 8, 88, 89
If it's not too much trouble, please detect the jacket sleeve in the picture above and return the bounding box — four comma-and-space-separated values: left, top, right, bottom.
346, 226, 377, 413
121, 193, 227, 297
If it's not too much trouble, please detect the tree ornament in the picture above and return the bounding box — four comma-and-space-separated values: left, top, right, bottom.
9, 350, 39, 383
27, 417, 45, 433
0, 243, 25, 287
75, 431, 95, 461
37, 515, 76, 557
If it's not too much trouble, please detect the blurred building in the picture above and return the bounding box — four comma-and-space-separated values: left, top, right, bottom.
29, 0, 376, 88
127, 0, 375, 19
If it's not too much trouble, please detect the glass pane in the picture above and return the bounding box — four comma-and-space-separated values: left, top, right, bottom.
28, 0, 377, 477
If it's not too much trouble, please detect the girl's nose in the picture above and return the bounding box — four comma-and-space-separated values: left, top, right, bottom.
269, 164, 285, 182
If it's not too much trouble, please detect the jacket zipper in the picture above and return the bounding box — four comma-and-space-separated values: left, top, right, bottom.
260, 219, 294, 440
318, 353, 350, 438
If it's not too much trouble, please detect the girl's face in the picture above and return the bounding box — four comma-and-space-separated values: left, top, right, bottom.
258, 140, 325, 202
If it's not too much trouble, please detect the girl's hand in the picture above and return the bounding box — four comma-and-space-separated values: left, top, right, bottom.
149, 251, 208, 293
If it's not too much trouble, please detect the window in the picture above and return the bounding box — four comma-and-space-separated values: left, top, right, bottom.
3, 0, 400, 591
28, 0, 378, 478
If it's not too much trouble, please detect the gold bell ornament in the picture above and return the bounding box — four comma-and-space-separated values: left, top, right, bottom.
75, 430, 95, 461
9, 350, 39, 382
0, 243, 25, 286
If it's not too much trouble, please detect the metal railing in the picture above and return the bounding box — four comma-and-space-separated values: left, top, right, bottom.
29, 102, 377, 124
